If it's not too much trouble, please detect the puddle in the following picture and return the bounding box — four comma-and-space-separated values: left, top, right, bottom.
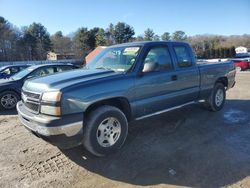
224, 109, 249, 124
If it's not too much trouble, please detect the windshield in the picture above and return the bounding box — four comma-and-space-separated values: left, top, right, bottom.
0, 67, 7, 73
11, 67, 33, 80
86, 46, 141, 72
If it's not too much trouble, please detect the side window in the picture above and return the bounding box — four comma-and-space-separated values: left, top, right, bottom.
10, 67, 19, 74
56, 66, 73, 72
30, 67, 55, 77
46, 67, 55, 74
142, 46, 173, 73
173, 46, 192, 68
3, 68, 11, 75
20, 66, 27, 71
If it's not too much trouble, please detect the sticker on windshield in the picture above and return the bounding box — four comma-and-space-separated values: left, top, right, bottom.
124, 47, 140, 55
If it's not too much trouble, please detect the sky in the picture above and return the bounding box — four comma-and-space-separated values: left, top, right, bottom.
0, 0, 249, 36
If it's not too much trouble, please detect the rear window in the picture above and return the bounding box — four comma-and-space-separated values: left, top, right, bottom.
56, 66, 73, 72
174, 46, 192, 68
20, 66, 27, 70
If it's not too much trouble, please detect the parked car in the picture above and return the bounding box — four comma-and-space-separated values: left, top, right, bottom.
0, 65, 30, 79
0, 63, 78, 110
231, 59, 250, 71
17, 41, 236, 156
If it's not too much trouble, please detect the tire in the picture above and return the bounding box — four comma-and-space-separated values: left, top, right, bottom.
0, 91, 20, 110
83, 105, 128, 157
205, 83, 226, 112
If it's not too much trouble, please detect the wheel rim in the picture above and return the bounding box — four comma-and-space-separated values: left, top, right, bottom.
215, 89, 224, 107
1, 93, 17, 109
96, 117, 121, 147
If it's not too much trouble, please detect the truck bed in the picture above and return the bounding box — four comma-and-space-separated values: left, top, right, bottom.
198, 60, 236, 98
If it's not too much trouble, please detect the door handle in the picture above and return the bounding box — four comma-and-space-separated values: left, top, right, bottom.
171, 75, 178, 81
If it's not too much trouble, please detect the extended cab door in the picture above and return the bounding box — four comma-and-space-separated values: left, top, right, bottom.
134, 44, 182, 118
169, 43, 200, 104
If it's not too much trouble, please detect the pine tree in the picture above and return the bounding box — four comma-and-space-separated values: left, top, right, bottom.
113, 22, 135, 44
225, 48, 230, 58
229, 46, 236, 58
95, 28, 106, 46
172, 30, 187, 41
144, 28, 154, 41
219, 48, 225, 58
161, 32, 171, 41
215, 49, 220, 58
210, 49, 215, 58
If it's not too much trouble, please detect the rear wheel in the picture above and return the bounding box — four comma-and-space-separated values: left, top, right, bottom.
204, 83, 226, 112
83, 105, 128, 157
0, 91, 20, 110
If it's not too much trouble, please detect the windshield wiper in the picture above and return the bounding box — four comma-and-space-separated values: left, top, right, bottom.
95, 67, 113, 71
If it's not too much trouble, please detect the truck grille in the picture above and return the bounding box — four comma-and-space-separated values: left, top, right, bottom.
22, 90, 41, 113
22, 90, 40, 99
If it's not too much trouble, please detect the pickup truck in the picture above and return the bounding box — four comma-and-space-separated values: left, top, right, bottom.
17, 41, 236, 156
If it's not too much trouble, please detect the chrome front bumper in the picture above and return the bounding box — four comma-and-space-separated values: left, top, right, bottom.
17, 101, 83, 137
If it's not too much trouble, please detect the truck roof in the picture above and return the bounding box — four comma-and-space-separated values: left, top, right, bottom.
28, 63, 74, 69
0, 64, 29, 69
110, 41, 189, 48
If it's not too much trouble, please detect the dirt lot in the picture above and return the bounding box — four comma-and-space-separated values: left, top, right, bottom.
0, 73, 250, 188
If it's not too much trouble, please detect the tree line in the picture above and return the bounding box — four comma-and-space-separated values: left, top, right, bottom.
1, 16, 250, 61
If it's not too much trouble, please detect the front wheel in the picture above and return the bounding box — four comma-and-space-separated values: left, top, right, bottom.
0, 91, 20, 110
205, 83, 226, 112
83, 105, 128, 157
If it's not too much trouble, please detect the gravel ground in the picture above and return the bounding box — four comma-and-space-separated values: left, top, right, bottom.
0, 73, 250, 188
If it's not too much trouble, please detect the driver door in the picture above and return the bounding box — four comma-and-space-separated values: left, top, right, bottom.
134, 45, 179, 118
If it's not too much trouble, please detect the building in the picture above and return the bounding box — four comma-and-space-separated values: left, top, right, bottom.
85, 46, 106, 63
235, 46, 248, 54
235, 46, 250, 58
47, 51, 75, 60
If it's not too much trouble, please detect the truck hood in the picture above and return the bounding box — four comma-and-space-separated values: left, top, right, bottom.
23, 69, 120, 93
0, 78, 19, 92
0, 78, 15, 86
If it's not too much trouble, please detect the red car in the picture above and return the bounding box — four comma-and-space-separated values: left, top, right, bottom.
232, 59, 250, 71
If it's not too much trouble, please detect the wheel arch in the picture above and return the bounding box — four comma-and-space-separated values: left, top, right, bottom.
84, 97, 132, 122
215, 77, 228, 88
0, 89, 20, 97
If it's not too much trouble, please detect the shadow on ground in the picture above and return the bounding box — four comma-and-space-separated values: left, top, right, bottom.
0, 109, 17, 116
60, 100, 250, 187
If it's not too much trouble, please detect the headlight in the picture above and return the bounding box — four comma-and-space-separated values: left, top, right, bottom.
40, 105, 61, 116
41, 91, 62, 116
42, 91, 61, 102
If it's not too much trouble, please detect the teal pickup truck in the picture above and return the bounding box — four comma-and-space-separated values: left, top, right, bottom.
17, 41, 236, 156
